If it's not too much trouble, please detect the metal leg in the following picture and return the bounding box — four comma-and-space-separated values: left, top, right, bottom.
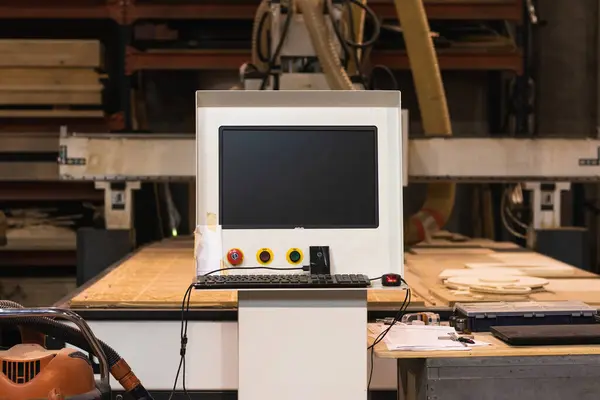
397, 359, 407, 400
95, 181, 141, 230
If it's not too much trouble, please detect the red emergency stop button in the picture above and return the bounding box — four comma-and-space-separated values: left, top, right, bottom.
227, 248, 244, 266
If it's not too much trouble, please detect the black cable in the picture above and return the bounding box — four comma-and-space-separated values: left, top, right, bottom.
342, 0, 381, 49
260, 5, 294, 90
256, 10, 272, 63
325, 0, 381, 88
367, 279, 411, 394
169, 265, 306, 399
368, 65, 399, 91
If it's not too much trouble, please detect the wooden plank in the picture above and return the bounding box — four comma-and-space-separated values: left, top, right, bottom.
69, 238, 425, 309
0, 132, 58, 152
0, 40, 102, 68
0, 109, 104, 118
0, 87, 102, 105
0, 68, 101, 86
0, 162, 58, 180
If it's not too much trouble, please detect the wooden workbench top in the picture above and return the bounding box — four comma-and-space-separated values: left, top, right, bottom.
69, 232, 600, 309
69, 238, 425, 309
373, 330, 600, 359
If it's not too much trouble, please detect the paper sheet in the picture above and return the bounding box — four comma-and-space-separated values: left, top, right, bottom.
369, 323, 490, 351
194, 224, 223, 276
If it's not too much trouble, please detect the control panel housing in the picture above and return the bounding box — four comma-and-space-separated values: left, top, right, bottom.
196, 90, 403, 278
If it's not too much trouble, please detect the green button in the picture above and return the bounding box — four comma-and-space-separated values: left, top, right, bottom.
289, 251, 301, 263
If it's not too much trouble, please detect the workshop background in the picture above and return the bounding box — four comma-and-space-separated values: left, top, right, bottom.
0, 0, 598, 306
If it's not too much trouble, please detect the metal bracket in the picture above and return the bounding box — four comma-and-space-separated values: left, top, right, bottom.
95, 181, 141, 230
524, 182, 571, 229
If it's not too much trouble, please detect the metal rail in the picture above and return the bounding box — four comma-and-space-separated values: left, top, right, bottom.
58, 133, 600, 182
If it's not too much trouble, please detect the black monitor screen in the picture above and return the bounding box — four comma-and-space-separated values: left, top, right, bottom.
219, 126, 379, 229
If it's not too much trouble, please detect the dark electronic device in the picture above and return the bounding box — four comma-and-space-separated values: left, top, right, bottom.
219, 126, 379, 229
491, 324, 600, 346
309, 246, 331, 274
451, 301, 598, 333
381, 273, 402, 286
194, 274, 371, 289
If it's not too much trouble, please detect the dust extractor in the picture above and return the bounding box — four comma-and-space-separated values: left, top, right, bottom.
0, 302, 154, 400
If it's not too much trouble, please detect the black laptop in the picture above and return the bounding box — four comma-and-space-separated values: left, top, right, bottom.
491, 324, 600, 346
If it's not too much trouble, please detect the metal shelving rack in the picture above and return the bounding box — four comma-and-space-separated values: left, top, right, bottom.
0, 0, 531, 269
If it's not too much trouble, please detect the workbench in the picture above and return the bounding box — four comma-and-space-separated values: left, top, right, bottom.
59, 234, 600, 398
374, 331, 600, 400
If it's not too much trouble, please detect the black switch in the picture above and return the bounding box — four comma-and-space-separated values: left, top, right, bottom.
309, 246, 330, 274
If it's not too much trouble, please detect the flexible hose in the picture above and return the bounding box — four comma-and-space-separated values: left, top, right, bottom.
0, 301, 153, 400
297, 0, 355, 90
393, 0, 455, 245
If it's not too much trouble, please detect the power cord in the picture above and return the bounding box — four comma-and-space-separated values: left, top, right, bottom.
171, 267, 391, 399
367, 278, 411, 395
169, 265, 306, 399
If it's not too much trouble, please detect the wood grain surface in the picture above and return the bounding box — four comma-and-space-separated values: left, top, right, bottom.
70, 238, 425, 309
70, 232, 600, 309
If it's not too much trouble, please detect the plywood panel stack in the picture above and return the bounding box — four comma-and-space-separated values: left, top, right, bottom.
0, 40, 104, 118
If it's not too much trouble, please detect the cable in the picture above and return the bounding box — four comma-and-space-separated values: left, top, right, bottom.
256, 9, 272, 63
169, 265, 307, 399
367, 279, 411, 394
324, 0, 382, 88
260, 3, 294, 90
368, 65, 399, 90
500, 188, 527, 240
503, 187, 529, 230
327, 0, 381, 50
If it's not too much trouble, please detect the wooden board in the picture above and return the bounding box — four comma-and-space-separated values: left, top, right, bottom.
0, 109, 104, 118
0, 40, 102, 68
0, 68, 101, 86
0, 89, 102, 105
70, 238, 425, 309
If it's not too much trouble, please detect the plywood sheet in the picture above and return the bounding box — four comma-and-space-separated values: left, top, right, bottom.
428, 283, 533, 306
410, 247, 495, 255
70, 238, 424, 309
531, 279, 600, 305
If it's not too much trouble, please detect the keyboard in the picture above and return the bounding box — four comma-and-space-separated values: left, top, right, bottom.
194, 274, 371, 289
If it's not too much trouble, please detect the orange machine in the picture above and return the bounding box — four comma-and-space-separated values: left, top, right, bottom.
0, 303, 153, 400
0, 344, 101, 400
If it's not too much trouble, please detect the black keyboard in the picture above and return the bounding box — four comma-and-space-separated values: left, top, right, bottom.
194, 274, 371, 289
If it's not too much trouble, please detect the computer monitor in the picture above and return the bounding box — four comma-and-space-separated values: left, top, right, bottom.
196, 90, 403, 279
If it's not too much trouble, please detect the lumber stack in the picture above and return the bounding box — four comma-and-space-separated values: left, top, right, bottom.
0, 40, 104, 118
